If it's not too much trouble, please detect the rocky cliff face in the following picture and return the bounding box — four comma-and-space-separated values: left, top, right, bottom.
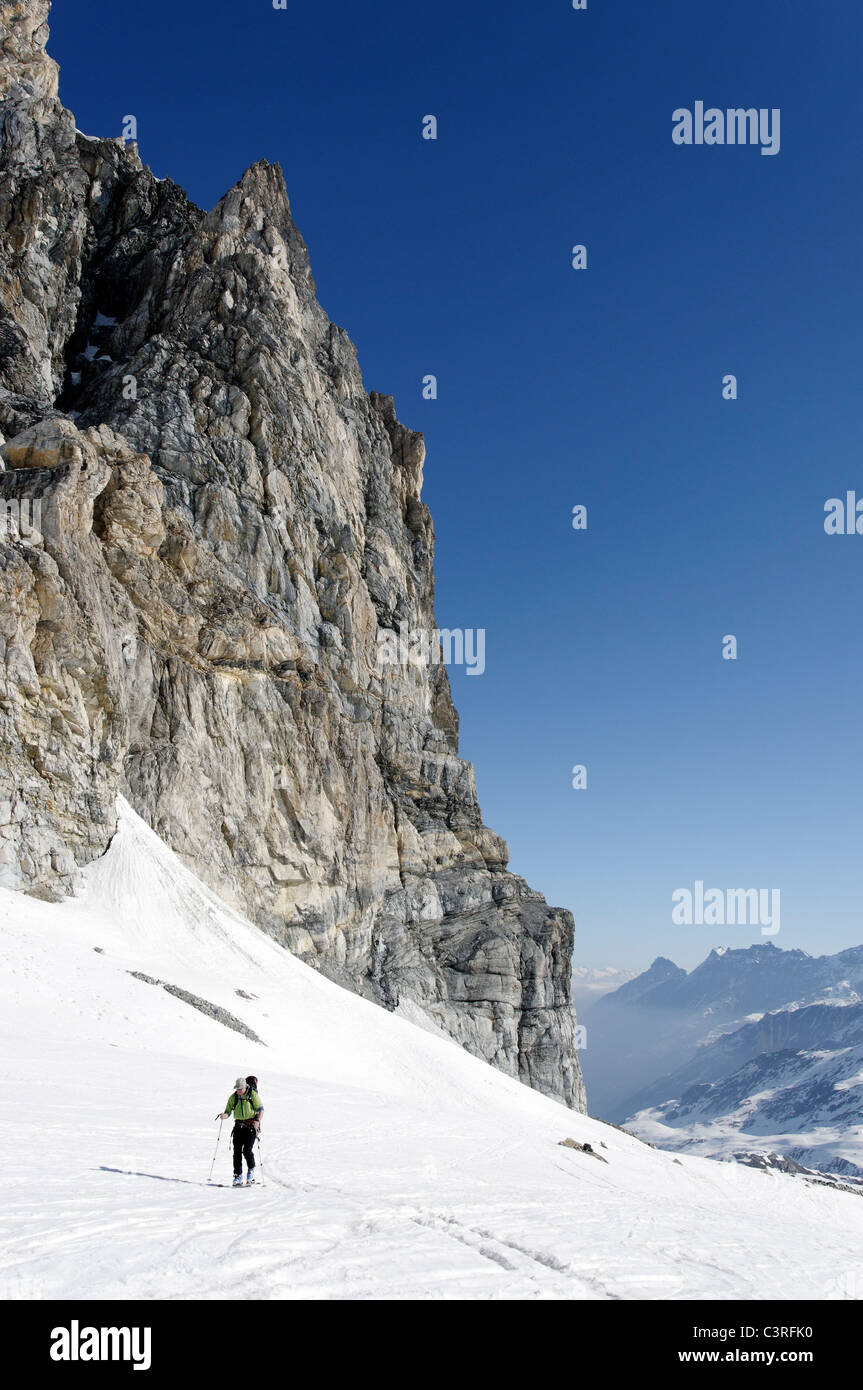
0, 0, 585, 1108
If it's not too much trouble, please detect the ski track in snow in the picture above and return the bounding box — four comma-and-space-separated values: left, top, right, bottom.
3, 799, 863, 1301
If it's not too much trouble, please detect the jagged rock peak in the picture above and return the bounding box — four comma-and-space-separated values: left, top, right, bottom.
0, 0, 585, 1109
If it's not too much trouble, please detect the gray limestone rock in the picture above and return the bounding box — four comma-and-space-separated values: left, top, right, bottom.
0, 0, 585, 1109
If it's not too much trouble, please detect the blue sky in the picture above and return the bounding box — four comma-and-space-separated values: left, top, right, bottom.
51, 0, 863, 970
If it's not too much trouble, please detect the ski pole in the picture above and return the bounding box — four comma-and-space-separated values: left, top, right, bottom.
208, 1117, 223, 1183
257, 1131, 265, 1187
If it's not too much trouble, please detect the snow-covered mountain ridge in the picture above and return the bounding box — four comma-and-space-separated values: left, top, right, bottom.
583, 942, 863, 1120
625, 997, 863, 1178
576, 946, 863, 1180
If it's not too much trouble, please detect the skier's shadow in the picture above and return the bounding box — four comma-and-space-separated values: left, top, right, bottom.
98, 1166, 206, 1187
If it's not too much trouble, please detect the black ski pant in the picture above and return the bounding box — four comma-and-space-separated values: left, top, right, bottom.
232, 1123, 257, 1176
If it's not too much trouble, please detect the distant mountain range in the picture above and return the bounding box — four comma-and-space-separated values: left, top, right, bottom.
581, 943, 863, 1179
626, 997, 863, 1178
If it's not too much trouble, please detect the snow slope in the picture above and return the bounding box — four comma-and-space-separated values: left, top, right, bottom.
2, 800, 862, 1301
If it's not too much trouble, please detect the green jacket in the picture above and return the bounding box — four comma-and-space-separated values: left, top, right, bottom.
225, 1089, 263, 1122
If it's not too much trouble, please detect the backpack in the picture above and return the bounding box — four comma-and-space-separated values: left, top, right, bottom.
235, 1076, 262, 1128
